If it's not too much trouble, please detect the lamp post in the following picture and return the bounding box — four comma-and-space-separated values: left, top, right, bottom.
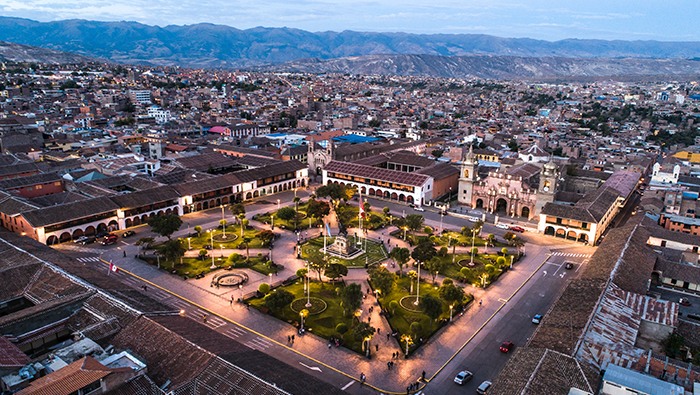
510, 255, 514, 269
268, 273, 272, 286
271, 214, 274, 230
470, 227, 478, 266
220, 244, 223, 259
449, 305, 453, 322
209, 230, 216, 269
414, 261, 421, 305
239, 284, 243, 300
187, 237, 191, 250
305, 260, 312, 307
401, 334, 413, 356
365, 336, 371, 357
300, 310, 306, 332
403, 227, 407, 240
277, 199, 280, 210
439, 209, 444, 233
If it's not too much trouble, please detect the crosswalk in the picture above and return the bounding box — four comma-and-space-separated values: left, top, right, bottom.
244, 337, 273, 351
223, 326, 247, 339
76, 256, 101, 263
551, 252, 592, 258
58, 244, 103, 254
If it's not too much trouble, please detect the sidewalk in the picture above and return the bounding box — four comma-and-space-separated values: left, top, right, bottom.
93, 195, 558, 393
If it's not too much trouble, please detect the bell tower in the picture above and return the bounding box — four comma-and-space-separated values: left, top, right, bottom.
535, 157, 559, 214
458, 145, 478, 206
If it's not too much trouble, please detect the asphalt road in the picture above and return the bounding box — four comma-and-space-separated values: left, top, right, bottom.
53, 187, 596, 395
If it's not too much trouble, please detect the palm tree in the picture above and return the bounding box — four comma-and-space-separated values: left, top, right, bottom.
242, 236, 252, 261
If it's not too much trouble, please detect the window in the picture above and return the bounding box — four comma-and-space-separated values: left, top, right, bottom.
661, 240, 667, 247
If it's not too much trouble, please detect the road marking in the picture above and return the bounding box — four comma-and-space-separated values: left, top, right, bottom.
559, 272, 566, 278
498, 298, 508, 303
206, 316, 227, 328
299, 362, 322, 372
341, 381, 354, 390
245, 338, 272, 351
121, 241, 129, 245
223, 327, 246, 338
542, 270, 547, 276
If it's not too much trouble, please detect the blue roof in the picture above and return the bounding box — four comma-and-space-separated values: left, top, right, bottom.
266, 133, 290, 137
332, 135, 381, 143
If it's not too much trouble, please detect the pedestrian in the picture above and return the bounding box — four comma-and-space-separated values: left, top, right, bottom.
287, 335, 291, 343
246, 304, 249, 311
387, 361, 391, 369
328, 343, 331, 348
123, 251, 126, 257
202, 314, 207, 323
229, 299, 233, 306
291, 334, 295, 343
479, 299, 482, 305
387, 333, 391, 341
377, 327, 380, 335
422, 371, 426, 381
375, 344, 379, 351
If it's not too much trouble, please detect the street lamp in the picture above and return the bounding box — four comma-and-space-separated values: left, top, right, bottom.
403, 227, 407, 240
271, 214, 274, 230
510, 255, 514, 269
305, 260, 312, 308
414, 261, 421, 305
268, 273, 272, 286
300, 310, 307, 332
277, 199, 280, 210
220, 244, 223, 259
187, 237, 191, 250
209, 230, 216, 269
239, 284, 243, 300
449, 305, 453, 322
401, 334, 413, 356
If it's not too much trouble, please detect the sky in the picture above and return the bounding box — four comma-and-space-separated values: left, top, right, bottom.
0, 0, 697, 42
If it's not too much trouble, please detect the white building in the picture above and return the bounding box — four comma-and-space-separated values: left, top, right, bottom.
147, 106, 172, 124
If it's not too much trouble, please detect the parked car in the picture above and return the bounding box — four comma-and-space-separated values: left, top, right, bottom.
565, 262, 574, 270
122, 230, 136, 238
509, 226, 525, 232
476, 381, 492, 394
499, 341, 514, 353
454, 370, 473, 385
532, 314, 542, 324
74, 236, 88, 244
100, 236, 118, 246
81, 236, 96, 245
680, 297, 691, 306
496, 223, 509, 229
414, 206, 425, 212
468, 217, 480, 222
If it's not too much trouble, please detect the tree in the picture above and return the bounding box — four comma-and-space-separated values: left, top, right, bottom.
258, 283, 270, 294
198, 249, 208, 260
390, 246, 410, 277
460, 267, 471, 280
363, 201, 371, 213
335, 323, 349, 335
411, 241, 437, 264
405, 214, 424, 240
511, 236, 525, 254
325, 263, 348, 282
383, 207, 390, 215
425, 256, 446, 284
157, 239, 186, 266
368, 266, 394, 298
341, 283, 363, 316
242, 236, 252, 260
296, 268, 308, 278
256, 230, 275, 246
219, 219, 228, 237
662, 332, 685, 359
306, 199, 330, 220
496, 256, 506, 265
508, 141, 519, 152
307, 249, 328, 282
424, 226, 433, 236
276, 206, 296, 221
439, 280, 466, 306
352, 321, 376, 343
148, 215, 183, 240
264, 289, 294, 310
389, 300, 399, 314
135, 237, 155, 253
410, 322, 422, 340
449, 237, 459, 260
431, 149, 443, 158
194, 225, 202, 236
439, 246, 448, 257
419, 294, 443, 329
501, 247, 509, 255
229, 203, 245, 218
503, 231, 515, 242
316, 183, 355, 203
487, 233, 495, 246
471, 247, 479, 256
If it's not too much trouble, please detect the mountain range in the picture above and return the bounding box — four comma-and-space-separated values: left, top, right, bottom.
3, 16, 700, 79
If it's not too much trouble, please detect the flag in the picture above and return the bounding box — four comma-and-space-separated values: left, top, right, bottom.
325, 222, 332, 237
359, 189, 365, 220
109, 263, 118, 274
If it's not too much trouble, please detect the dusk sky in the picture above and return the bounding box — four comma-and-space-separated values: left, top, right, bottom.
0, 0, 696, 42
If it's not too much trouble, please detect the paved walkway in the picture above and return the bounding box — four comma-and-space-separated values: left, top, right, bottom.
64, 193, 589, 394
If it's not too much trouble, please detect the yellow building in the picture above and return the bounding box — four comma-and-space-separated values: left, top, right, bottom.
672, 150, 700, 163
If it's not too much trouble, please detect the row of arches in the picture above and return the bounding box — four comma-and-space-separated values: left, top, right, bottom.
46, 220, 119, 245
332, 181, 416, 204
475, 198, 531, 218
544, 226, 589, 243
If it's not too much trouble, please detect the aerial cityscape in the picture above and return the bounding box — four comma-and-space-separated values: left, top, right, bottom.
0, 3, 699, 395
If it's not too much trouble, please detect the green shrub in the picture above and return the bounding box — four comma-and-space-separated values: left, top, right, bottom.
335, 323, 349, 334
258, 283, 270, 294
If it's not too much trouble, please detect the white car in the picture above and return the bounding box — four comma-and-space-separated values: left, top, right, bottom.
496, 223, 509, 229
414, 206, 425, 212
468, 216, 480, 222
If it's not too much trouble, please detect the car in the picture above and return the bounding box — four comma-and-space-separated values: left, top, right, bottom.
565, 262, 574, 270
509, 226, 525, 232
122, 230, 136, 238
81, 236, 96, 245
454, 370, 473, 385
100, 237, 117, 246
496, 223, 509, 229
413, 206, 425, 212
476, 381, 492, 394
408, 203, 415, 208
96, 232, 109, 239
680, 297, 691, 306
499, 341, 514, 353
532, 314, 542, 324
468, 217, 480, 222
74, 236, 88, 244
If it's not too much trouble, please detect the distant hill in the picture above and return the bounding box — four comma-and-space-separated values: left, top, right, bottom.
0, 40, 96, 64
256, 54, 700, 79
4, 17, 700, 70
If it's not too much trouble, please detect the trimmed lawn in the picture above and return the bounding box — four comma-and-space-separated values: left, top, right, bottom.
377, 276, 471, 355
336, 206, 391, 230
429, 253, 519, 286
301, 236, 388, 267
185, 225, 266, 250
248, 281, 365, 352
254, 202, 322, 231
139, 255, 276, 278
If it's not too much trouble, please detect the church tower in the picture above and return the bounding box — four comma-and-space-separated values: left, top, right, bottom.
535, 157, 559, 215
458, 145, 478, 207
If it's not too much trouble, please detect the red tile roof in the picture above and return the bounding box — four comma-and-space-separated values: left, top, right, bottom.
324, 160, 429, 187
17, 356, 113, 395
0, 336, 30, 368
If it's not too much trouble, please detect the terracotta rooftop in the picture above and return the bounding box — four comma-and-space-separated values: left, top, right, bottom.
0, 335, 30, 368
324, 160, 430, 187
16, 356, 114, 395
